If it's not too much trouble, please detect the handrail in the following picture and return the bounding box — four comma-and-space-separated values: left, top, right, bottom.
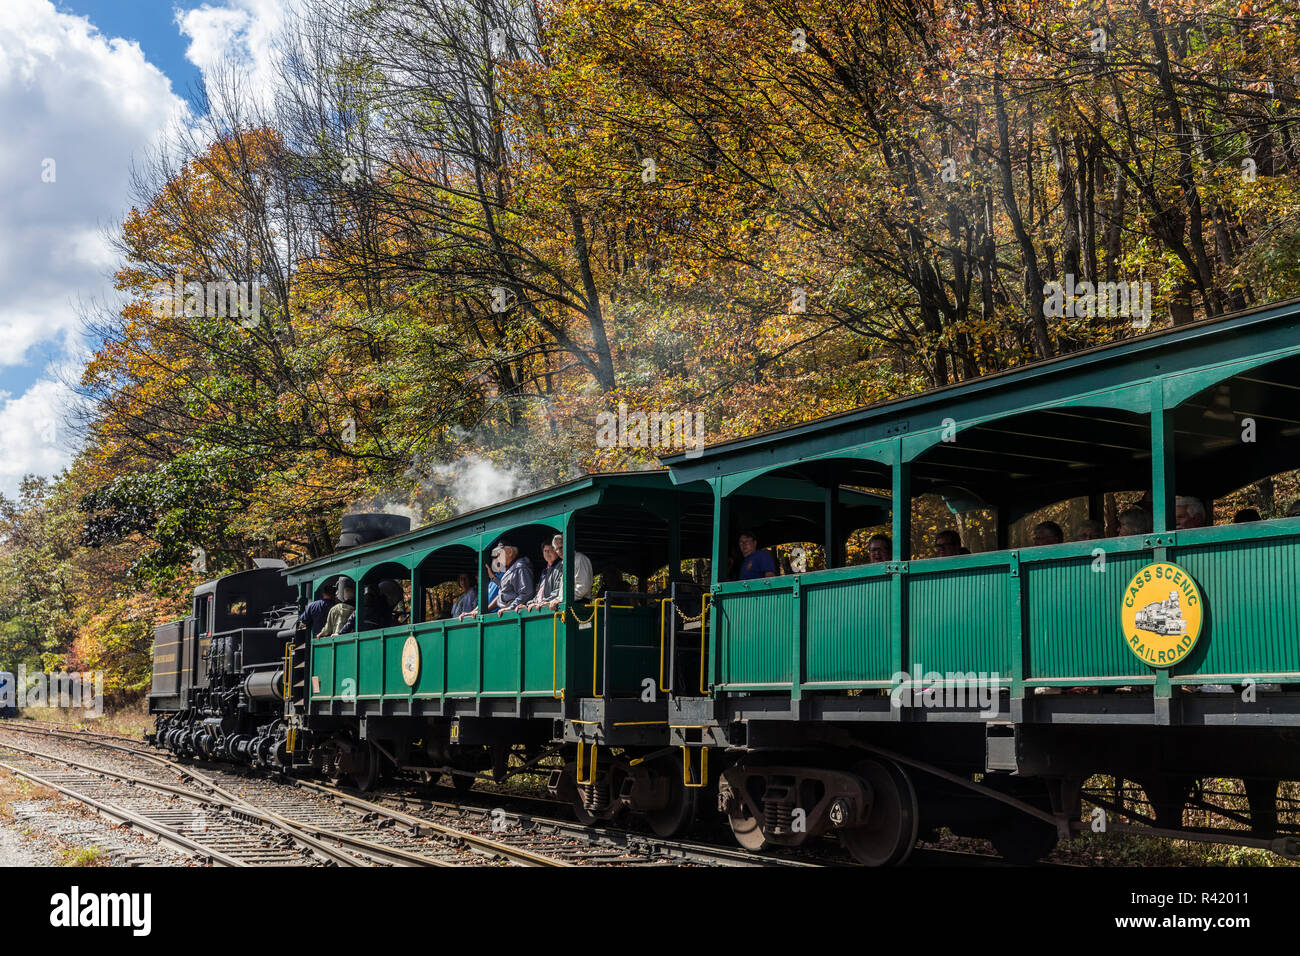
576, 740, 598, 785
282, 640, 292, 711
699, 594, 711, 694
657, 598, 672, 693
551, 610, 564, 700
682, 745, 709, 788
587, 598, 604, 696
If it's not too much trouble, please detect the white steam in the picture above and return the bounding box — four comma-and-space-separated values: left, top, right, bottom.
429, 454, 535, 513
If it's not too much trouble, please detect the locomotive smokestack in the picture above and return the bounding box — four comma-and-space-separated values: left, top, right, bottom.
336, 513, 411, 551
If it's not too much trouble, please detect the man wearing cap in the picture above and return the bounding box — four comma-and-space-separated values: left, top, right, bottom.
318, 577, 356, 637
299, 579, 338, 639
492, 540, 535, 615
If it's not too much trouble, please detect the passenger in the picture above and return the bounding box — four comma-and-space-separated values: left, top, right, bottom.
492, 540, 535, 615
737, 530, 777, 579
298, 580, 338, 639
1031, 521, 1064, 546
933, 530, 962, 557
1075, 520, 1103, 541
318, 578, 356, 637
526, 543, 561, 608
552, 534, 594, 602
450, 572, 478, 617
1117, 508, 1152, 536
1233, 508, 1261, 523
354, 584, 395, 631
1175, 495, 1208, 529
867, 533, 892, 563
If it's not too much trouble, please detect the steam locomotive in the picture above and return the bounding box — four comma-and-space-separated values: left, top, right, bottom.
148, 514, 408, 773
1134, 591, 1186, 636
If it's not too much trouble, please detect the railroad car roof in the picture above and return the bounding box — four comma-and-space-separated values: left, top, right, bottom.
289, 466, 891, 583
287, 470, 677, 578
662, 296, 1300, 484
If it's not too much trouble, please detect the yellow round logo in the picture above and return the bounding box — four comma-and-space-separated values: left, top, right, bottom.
1121, 562, 1204, 668
401, 635, 420, 687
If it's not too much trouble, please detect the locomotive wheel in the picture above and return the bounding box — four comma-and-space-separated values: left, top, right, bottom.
838, 758, 918, 867
449, 771, 476, 793
643, 754, 697, 838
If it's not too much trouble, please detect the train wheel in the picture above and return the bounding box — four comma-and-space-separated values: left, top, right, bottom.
726, 795, 769, 852
838, 758, 918, 867
351, 743, 381, 792
643, 754, 697, 838
450, 772, 476, 794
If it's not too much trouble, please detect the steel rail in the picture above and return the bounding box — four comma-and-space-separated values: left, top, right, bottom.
296, 778, 575, 867
0, 728, 446, 867
322, 783, 826, 867
0, 757, 252, 867
0, 725, 548, 867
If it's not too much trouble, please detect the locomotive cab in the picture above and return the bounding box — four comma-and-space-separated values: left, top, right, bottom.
150, 567, 296, 760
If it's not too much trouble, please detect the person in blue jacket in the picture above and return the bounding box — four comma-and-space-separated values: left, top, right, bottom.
737, 530, 777, 579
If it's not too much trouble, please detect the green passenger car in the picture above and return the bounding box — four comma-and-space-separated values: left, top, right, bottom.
661, 297, 1300, 864
276, 298, 1300, 865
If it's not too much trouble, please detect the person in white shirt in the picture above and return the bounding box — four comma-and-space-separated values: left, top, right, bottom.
550, 533, 593, 606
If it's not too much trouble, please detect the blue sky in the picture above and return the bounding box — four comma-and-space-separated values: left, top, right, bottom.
4, 0, 207, 402
56, 1, 205, 103
0, 0, 291, 496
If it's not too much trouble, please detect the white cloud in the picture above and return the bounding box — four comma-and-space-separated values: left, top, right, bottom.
0, 0, 298, 494
0, 376, 77, 498
0, 0, 189, 491
177, 0, 299, 108
0, 0, 188, 372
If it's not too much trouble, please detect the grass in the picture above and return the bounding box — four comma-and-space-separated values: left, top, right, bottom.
1061, 774, 1300, 866
59, 845, 109, 867
14, 698, 152, 738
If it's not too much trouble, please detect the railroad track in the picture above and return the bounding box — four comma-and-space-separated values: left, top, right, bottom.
0, 723, 813, 866
307, 780, 824, 866
0, 725, 566, 867
4, 721, 1049, 867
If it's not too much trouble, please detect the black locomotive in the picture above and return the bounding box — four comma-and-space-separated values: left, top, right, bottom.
148, 514, 407, 770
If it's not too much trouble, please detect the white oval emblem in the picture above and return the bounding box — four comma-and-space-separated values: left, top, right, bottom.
401, 635, 420, 687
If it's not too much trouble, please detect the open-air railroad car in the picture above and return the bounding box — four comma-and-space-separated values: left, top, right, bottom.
150, 297, 1300, 865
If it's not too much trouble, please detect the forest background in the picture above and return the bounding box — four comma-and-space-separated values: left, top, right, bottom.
3, 0, 1299, 702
